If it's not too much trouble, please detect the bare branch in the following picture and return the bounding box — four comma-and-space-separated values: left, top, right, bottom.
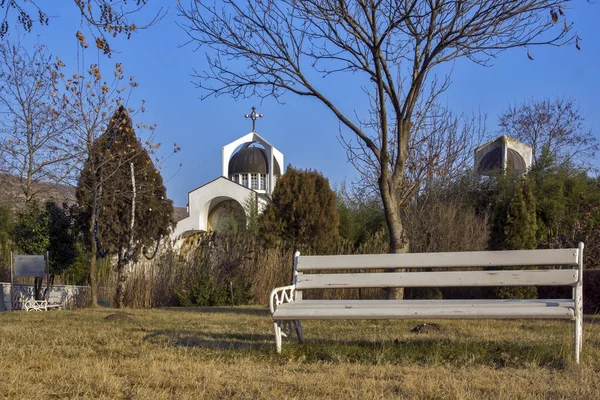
178, 0, 579, 254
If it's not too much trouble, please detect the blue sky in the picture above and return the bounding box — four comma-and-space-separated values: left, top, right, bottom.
14, 2, 600, 207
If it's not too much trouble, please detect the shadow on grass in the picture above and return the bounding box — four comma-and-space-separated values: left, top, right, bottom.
296, 337, 571, 369
141, 327, 571, 369
159, 306, 270, 317
142, 328, 273, 351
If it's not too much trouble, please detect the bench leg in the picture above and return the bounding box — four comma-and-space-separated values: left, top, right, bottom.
574, 286, 583, 364
295, 320, 304, 344
273, 321, 282, 354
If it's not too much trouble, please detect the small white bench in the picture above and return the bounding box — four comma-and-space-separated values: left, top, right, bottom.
270, 243, 584, 363
23, 292, 67, 311
23, 299, 49, 312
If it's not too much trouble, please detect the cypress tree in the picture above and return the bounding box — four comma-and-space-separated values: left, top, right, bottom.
259, 166, 339, 254
77, 106, 173, 307
491, 178, 538, 299
503, 180, 537, 250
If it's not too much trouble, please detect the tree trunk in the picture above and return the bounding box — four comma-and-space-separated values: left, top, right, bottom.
383, 200, 409, 300
380, 119, 412, 300
89, 249, 98, 307
88, 212, 98, 307
34, 277, 44, 300
114, 251, 126, 308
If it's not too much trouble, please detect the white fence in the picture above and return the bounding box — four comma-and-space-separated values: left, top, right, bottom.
0, 283, 89, 311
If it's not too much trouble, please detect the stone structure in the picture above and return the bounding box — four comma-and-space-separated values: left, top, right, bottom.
474, 136, 533, 176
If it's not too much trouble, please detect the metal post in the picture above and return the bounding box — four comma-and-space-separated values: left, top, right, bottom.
10, 251, 13, 311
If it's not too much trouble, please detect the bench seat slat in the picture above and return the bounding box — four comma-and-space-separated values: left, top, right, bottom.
296, 269, 578, 289
297, 248, 579, 271
273, 305, 575, 320
280, 299, 575, 309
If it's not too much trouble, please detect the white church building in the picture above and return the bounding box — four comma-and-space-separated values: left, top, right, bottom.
173, 108, 284, 241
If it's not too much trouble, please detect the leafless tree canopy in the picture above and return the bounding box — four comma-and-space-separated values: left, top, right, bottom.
0, 40, 73, 203
179, 0, 575, 255
0, 1, 165, 55
499, 97, 597, 168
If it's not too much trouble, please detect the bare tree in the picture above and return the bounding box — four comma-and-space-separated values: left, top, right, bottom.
342, 100, 486, 205
499, 97, 597, 168
179, 1, 576, 297
0, 39, 73, 206
0, 1, 166, 56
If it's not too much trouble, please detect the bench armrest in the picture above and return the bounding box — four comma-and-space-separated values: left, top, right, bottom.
269, 285, 296, 314
24, 300, 48, 312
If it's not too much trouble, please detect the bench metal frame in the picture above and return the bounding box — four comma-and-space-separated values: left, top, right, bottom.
269, 243, 584, 363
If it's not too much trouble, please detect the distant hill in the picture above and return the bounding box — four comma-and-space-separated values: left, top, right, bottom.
0, 174, 187, 221
0, 174, 76, 211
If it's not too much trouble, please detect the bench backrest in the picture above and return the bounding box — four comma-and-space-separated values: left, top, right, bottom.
47, 291, 67, 304
293, 244, 584, 290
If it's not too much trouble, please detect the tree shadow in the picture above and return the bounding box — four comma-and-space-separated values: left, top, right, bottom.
140, 327, 573, 369
159, 306, 270, 317
298, 336, 571, 369
142, 328, 273, 351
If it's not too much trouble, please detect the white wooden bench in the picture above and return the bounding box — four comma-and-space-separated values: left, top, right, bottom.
269, 243, 584, 363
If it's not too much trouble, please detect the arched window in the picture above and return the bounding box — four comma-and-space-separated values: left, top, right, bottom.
259, 174, 266, 190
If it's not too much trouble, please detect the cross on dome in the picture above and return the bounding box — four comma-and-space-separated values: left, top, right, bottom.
244, 106, 263, 132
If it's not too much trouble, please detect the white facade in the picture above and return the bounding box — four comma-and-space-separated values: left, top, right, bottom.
173, 132, 283, 241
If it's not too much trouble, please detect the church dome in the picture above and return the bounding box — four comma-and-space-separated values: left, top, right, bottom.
228, 147, 281, 175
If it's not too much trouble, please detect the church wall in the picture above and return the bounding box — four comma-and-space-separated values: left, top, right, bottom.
173, 177, 256, 240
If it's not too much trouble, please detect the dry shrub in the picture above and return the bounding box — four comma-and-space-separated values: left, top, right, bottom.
108, 193, 493, 307
403, 192, 490, 299
404, 194, 490, 253
112, 228, 393, 307
68, 287, 92, 309
115, 232, 294, 307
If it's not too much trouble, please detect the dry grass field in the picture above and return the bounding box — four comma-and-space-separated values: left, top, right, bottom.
1, 307, 599, 399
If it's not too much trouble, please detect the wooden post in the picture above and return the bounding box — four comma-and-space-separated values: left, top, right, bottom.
293, 251, 302, 301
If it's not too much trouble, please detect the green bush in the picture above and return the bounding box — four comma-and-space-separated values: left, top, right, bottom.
175, 233, 255, 307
